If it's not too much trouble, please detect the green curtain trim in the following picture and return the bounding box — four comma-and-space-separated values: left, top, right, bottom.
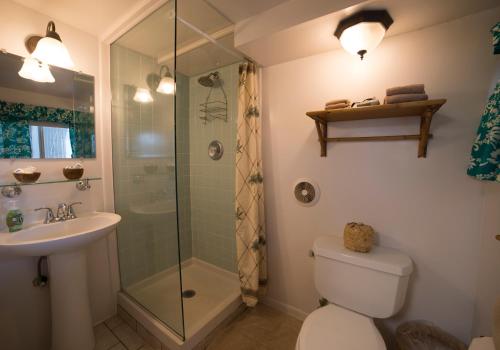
467, 81, 500, 181
0, 100, 95, 158
492, 22, 500, 55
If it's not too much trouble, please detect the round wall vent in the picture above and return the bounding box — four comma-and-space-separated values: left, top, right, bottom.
293, 179, 320, 206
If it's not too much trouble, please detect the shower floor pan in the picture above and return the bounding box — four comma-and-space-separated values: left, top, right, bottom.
118, 258, 241, 350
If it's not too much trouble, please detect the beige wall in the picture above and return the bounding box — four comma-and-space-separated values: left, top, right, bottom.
0, 2, 115, 349
261, 7, 500, 343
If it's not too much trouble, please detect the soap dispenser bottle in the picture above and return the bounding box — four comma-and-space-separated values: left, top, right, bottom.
6, 199, 23, 232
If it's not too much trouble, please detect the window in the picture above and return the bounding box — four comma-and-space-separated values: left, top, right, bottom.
29, 122, 72, 159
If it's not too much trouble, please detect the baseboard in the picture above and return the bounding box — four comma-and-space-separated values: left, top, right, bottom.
262, 296, 308, 321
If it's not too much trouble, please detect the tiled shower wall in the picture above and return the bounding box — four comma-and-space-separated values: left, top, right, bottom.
111, 50, 240, 286
111, 44, 191, 287
188, 63, 241, 272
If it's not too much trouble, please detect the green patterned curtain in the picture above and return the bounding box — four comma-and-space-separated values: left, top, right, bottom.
467, 22, 500, 181
235, 61, 267, 307
0, 100, 95, 158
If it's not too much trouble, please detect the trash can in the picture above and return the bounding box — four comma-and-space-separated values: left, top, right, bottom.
396, 321, 467, 350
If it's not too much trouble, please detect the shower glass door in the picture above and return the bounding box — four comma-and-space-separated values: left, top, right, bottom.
110, 0, 185, 338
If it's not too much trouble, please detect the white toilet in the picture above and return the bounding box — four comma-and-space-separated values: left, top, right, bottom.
296, 235, 414, 349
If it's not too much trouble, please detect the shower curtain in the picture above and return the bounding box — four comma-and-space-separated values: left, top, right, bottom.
235, 61, 267, 307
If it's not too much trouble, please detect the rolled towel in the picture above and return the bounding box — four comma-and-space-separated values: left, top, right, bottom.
325, 99, 350, 105
384, 93, 428, 104
325, 102, 350, 110
386, 84, 425, 96
64, 162, 83, 169
14, 166, 37, 174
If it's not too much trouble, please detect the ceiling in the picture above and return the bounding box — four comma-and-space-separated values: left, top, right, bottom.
205, 0, 290, 23
112, 0, 242, 76
115, 0, 232, 57
12, 0, 500, 73
233, 0, 500, 66
11, 0, 141, 36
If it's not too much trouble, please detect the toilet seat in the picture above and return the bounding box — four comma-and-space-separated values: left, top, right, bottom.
296, 304, 386, 350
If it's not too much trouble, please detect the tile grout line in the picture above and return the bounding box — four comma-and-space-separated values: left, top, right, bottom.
103, 320, 129, 350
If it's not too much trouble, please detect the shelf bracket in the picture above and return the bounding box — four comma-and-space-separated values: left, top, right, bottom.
418, 109, 434, 158
314, 119, 327, 157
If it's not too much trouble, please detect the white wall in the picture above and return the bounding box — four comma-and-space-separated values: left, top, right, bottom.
262, 7, 500, 344
0, 2, 115, 349
472, 181, 500, 336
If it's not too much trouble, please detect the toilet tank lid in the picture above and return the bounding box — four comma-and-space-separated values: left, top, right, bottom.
313, 236, 413, 276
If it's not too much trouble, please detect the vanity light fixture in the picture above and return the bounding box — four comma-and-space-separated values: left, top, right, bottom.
133, 87, 154, 103
18, 56, 55, 83
26, 21, 74, 69
156, 65, 175, 95
334, 10, 393, 60
134, 55, 154, 103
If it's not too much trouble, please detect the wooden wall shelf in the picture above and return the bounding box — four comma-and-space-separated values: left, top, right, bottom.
306, 99, 446, 158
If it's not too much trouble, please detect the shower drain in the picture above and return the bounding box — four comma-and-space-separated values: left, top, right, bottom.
182, 290, 196, 298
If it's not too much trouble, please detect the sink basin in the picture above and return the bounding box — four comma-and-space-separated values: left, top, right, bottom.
0, 211, 121, 350
0, 211, 121, 256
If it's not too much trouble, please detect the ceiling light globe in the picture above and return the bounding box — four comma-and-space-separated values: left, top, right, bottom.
339, 22, 386, 59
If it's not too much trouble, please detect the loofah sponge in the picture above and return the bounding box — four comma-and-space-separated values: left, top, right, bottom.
343, 222, 375, 253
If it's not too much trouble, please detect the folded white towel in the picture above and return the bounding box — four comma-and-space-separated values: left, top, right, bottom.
64, 163, 83, 169
14, 166, 37, 174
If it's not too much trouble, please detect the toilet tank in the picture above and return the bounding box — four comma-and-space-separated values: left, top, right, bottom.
313, 236, 413, 319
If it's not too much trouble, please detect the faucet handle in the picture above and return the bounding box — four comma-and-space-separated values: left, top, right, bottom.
55, 203, 68, 221
35, 207, 55, 224
67, 202, 82, 219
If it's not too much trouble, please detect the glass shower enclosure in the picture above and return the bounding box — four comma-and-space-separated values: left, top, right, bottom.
110, 0, 244, 341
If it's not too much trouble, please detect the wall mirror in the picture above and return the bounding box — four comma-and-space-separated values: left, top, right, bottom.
0, 51, 96, 159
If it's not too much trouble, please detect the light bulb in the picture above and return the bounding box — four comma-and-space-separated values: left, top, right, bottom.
18, 56, 55, 83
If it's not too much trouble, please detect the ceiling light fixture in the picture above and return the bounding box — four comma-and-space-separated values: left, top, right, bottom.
18, 56, 55, 83
26, 21, 74, 69
156, 65, 175, 95
334, 10, 393, 60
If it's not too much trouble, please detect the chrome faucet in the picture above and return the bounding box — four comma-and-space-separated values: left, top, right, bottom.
55, 203, 68, 222
35, 207, 55, 224
66, 202, 82, 219
35, 202, 82, 223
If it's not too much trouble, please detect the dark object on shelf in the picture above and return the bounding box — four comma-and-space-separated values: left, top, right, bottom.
63, 168, 84, 180
13, 172, 41, 183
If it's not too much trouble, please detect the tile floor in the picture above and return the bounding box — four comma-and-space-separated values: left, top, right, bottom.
201, 304, 303, 350
95, 304, 302, 350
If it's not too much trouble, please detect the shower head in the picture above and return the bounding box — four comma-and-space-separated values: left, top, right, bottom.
198, 71, 220, 87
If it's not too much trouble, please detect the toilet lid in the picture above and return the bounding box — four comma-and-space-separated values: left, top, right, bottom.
297, 304, 386, 350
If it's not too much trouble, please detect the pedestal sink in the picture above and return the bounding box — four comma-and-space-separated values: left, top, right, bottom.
0, 212, 121, 350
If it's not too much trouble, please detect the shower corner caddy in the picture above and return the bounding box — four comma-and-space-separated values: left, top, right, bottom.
199, 77, 228, 123
306, 99, 446, 158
